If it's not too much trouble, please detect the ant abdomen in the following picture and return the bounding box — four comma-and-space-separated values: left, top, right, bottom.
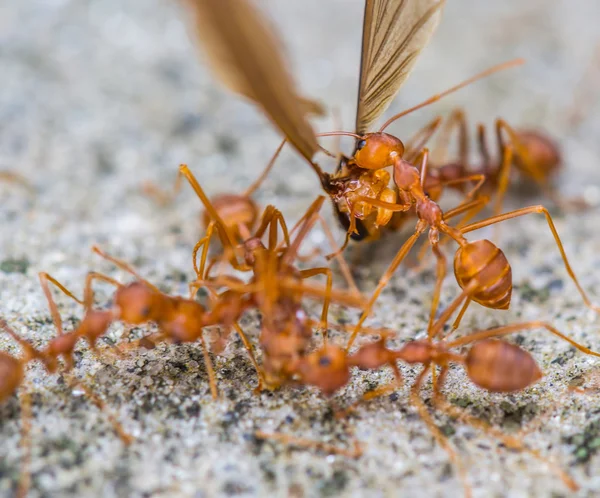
465, 339, 542, 392
0, 352, 23, 403
454, 239, 512, 309
515, 130, 562, 182
203, 193, 259, 237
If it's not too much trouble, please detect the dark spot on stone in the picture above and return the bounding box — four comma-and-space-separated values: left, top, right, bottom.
222, 481, 251, 495
186, 403, 201, 417
259, 461, 277, 483
216, 134, 238, 155
318, 469, 349, 497
93, 144, 114, 175
389, 392, 399, 402
548, 278, 564, 292
565, 418, 600, 464
0, 257, 29, 274
550, 347, 576, 365
171, 112, 203, 137
440, 423, 456, 437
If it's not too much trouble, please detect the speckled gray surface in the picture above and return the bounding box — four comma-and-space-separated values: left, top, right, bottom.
2, 1, 600, 497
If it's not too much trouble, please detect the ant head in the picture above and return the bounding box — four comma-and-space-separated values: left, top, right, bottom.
243, 237, 266, 266
113, 282, 162, 324
297, 345, 350, 397
353, 132, 405, 170
0, 352, 24, 403
465, 339, 542, 393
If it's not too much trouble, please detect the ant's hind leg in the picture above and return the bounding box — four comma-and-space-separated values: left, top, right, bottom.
410, 367, 471, 498
346, 223, 427, 350
404, 115, 444, 163
141, 167, 184, 206
64, 372, 133, 445
16, 385, 33, 498
91, 246, 160, 294
254, 430, 362, 458
431, 367, 578, 492
298, 267, 332, 341
460, 205, 600, 314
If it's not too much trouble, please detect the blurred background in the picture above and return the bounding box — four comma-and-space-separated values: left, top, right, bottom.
2, 1, 600, 497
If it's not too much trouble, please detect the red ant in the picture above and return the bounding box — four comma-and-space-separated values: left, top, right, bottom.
179, 168, 367, 389
280, 286, 600, 495
414, 109, 586, 222
340, 138, 600, 351
0, 270, 135, 498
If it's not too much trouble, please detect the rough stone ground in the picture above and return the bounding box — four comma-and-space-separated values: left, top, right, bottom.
2, 1, 600, 497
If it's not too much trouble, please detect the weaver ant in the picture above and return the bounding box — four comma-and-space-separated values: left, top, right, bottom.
414, 109, 587, 222
180, 165, 367, 389
0, 270, 136, 498
341, 138, 600, 351
281, 284, 600, 495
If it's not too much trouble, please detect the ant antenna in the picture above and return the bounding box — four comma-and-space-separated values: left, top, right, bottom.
378, 58, 525, 132
317, 131, 363, 140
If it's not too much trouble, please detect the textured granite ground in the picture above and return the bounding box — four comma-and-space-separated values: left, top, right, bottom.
2, 1, 600, 497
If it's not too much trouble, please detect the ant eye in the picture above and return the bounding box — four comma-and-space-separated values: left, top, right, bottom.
140, 305, 150, 317
356, 139, 367, 151
319, 356, 332, 367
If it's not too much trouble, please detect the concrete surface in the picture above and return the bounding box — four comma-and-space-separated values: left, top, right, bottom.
1, 0, 600, 497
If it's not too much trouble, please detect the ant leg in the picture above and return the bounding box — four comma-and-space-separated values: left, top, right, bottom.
279, 280, 365, 309
491, 143, 513, 221
337, 361, 403, 419
404, 116, 444, 162
431, 367, 578, 492
231, 322, 265, 392
199, 333, 218, 400
282, 196, 326, 267
38, 272, 80, 335
298, 267, 333, 341
254, 430, 362, 458
446, 298, 472, 339
192, 223, 213, 279
410, 366, 471, 497
346, 221, 428, 350
316, 214, 359, 294
267, 210, 291, 251
141, 166, 184, 206
91, 246, 161, 294
243, 139, 287, 197
446, 321, 600, 358
64, 373, 134, 445
431, 108, 468, 165
427, 241, 448, 336
0, 171, 34, 194
83, 272, 123, 310
179, 165, 239, 250
495, 119, 542, 182
460, 205, 600, 313
428, 286, 475, 340
16, 384, 33, 498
